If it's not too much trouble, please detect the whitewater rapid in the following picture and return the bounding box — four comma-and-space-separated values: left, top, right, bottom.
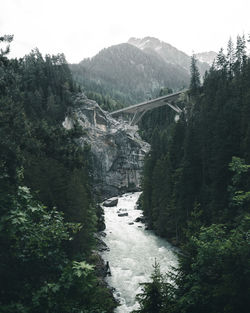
101, 192, 178, 313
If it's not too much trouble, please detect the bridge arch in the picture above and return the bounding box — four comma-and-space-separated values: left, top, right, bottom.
110, 89, 187, 125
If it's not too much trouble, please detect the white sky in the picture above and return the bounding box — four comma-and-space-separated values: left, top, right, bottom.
1, 0, 250, 63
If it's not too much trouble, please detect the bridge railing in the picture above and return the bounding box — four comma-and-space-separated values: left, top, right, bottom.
110, 89, 188, 116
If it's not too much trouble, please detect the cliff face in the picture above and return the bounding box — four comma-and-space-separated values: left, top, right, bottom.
63, 93, 150, 199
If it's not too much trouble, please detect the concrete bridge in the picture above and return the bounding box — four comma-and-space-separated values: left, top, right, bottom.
110, 89, 187, 125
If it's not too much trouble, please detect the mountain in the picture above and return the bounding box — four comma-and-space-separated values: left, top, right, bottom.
71, 43, 189, 105
70, 37, 210, 106
195, 51, 217, 66
128, 36, 210, 76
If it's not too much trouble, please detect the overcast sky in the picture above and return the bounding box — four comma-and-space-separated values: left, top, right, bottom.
1, 0, 250, 63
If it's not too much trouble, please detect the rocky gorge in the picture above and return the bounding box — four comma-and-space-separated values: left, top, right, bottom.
63, 93, 150, 199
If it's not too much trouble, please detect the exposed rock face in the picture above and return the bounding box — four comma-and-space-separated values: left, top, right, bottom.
128, 36, 210, 76
63, 93, 150, 199
195, 51, 217, 66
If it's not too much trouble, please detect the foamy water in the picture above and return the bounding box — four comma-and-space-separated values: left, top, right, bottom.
101, 192, 178, 312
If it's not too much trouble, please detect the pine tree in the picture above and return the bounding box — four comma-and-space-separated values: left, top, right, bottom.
134, 262, 164, 313
0, 34, 13, 57
235, 35, 247, 74
216, 48, 227, 70
227, 37, 235, 78
190, 54, 201, 95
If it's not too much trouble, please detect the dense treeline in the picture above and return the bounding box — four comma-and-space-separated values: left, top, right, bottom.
136, 35, 250, 313
0, 35, 116, 312
70, 63, 130, 110
85, 90, 124, 112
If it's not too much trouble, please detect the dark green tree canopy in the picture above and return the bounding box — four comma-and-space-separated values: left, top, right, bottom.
0, 35, 116, 313
190, 54, 201, 94
138, 35, 250, 313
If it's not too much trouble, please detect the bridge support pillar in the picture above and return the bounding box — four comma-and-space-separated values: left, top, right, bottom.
130, 110, 146, 126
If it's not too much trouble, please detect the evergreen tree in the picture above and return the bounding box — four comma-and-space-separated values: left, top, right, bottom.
216, 48, 227, 70
133, 262, 176, 313
189, 54, 201, 95
0, 34, 13, 56
227, 37, 235, 78
234, 35, 247, 75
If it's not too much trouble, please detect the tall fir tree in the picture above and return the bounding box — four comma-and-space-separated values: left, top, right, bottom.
190, 54, 201, 95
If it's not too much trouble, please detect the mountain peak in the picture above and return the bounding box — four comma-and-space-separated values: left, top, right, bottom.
195, 51, 217, 66
128, 36, 160, 44
128, 36, 210, 74
128, 36, 191, 71
128, 36, 166, 51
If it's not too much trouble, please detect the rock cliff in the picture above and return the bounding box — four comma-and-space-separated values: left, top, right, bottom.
63, 94, 150, 199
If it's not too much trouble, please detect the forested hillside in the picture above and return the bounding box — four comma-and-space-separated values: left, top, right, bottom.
70, 41, 190, 108
0, 35, 116, 313
135, 35, 250, 313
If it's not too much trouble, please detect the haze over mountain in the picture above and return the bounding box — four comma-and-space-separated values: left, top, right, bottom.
128, 37, 210, 75
70, 37, 212, 105
195, 51, 217, 66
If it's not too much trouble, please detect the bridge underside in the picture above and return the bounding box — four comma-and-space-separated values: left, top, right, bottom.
110, 90, 186, 126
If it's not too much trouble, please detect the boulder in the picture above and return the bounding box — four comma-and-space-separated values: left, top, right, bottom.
94, 234, 110, 252
99, 231, 107, 237
134, 216, 146, 223
118, 212, 128, 217
103, 198, 118, 207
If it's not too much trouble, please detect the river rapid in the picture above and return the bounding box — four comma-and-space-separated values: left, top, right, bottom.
101, 192, 178, 313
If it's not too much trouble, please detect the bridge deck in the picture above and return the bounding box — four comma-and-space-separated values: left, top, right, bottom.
110, 89, 187, 115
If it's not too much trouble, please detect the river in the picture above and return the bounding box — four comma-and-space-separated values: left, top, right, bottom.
101, 192, 178, 313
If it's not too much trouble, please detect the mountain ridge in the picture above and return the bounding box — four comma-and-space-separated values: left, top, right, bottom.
128, 36, 211, 75
195, 51, 217, 65
71, 37, 212, 106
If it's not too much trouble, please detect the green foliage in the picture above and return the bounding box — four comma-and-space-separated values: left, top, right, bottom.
141, 36, 250, 243
137, 158, 250, 313
0, 34, 14, 56
0, 186, 90, 312
229, 156, 250, 185
133, 262, 176, 313
139, 36, 250, 313
0, 35, 116, 313
189, 54, 201, 95
86, 90, 124, 112
227, 157, 250, 222
175, 218, 250, 313
20, 49, 76, 122
0, 187, 116, 313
